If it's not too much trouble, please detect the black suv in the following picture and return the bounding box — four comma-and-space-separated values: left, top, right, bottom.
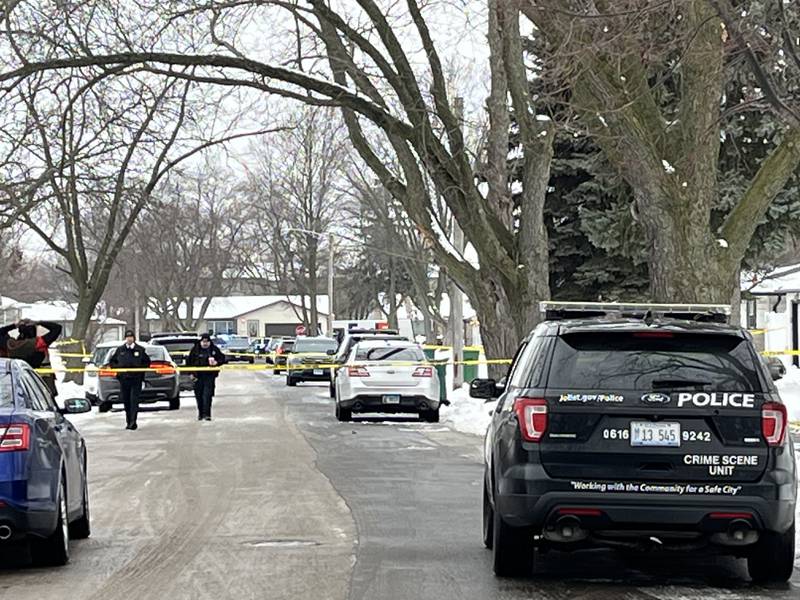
327, 329, 408, 397
473, 302, 796, 582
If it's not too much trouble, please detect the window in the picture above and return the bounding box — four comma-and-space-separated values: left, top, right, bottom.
20, 371, 52, 411
0, 373, 12, 408
546, 332, 763, 392
208, 320, 236, 335
294, 338, 339, 353
354, 345, 425, 362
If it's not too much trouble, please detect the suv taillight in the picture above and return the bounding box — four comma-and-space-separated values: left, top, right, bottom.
762, 402, 787, 446
150, 360, 176, 375
0, 424, 30, 452
514, 398, 548, 442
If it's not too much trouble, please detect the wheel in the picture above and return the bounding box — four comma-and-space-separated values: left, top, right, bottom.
69, 455, 91, 540
483, 479, 494, 549
329, 379, 336, 398
98, 401, 112, 413
31, 474, 69, 566
286, 376, 297, 387
747, 523, 795, 583
169, 396, 181, 410
422, 409, 440, 423
492, 486, 534, 577
249, 357, 254, 364
335, 403, 351, 422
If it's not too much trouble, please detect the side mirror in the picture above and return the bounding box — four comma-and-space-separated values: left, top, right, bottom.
326, 349, 336, 356
81, 356, 92, 364
763, 356, 786, 381
61, 398, 92, 414
470, 378, 500, 400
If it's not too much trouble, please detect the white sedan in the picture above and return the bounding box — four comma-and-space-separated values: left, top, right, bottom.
334, 340, 440, 422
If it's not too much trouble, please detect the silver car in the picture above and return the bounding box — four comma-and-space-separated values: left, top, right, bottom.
88, 342, 181, 412
333, 340, 440, 422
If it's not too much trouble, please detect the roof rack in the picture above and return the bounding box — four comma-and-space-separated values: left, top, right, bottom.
539, 301, 731, 324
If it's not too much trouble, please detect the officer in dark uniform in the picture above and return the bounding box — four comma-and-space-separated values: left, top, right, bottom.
186, 333, 226, 421
108, 330, 151, 430
0, 319, 62, 396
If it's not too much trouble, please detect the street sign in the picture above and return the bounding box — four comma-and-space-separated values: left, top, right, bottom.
295, 325, 306, 336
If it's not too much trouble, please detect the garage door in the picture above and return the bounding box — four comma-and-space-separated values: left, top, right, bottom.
264, 323, 299, 337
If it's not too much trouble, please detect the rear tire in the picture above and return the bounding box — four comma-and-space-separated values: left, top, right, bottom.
335, 403, 351, 422
329, 380, 336, 398
492, 492, 534, 577
286, 376, 297, 387
98, 401, 112, 413
69, 456, 91, 540
747, 523, 795, 583
483, 480, 494, 549
422, 409, 440, 423
31, 475, 69, 566
169, 396, 181, 410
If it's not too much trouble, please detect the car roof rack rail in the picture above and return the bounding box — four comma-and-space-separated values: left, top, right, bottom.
539, 301, 731, 324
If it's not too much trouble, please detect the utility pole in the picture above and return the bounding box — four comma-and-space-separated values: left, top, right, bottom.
327, 232, 335, 335
450, 96, 466, 388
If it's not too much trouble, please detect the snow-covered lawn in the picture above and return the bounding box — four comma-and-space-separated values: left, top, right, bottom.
440, 384, 493, 438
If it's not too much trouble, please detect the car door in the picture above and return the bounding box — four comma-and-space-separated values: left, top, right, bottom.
22, 369, 83, 515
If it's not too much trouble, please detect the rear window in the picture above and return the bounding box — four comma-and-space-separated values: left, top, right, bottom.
546, 332, 763, 392
355, 345, 425, 362
145, 347, 168, 361
92, 347, 115, 365
153, 340, 196, 354
0, 373, 11, 407
281, 341, 295, 351
294, 338, 337, 352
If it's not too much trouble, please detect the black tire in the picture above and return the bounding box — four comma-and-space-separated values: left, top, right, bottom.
286, 376, 297, 387
747, 523, 795, 583
335, 403, 351, 422
483, 479, 494, 549
31, 474, 69, 566
422, 409, 440, 423
98, 401, 112, 413
492, 491, 534, 577
329, 380, 336, 399
169, 396, 181, 410
249, 357, 254, 364
69, 455, 91, 540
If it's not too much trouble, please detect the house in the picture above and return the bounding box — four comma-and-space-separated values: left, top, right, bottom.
742, 265, 800, 362
2, 298, 127, 344
145, 295, 330, 338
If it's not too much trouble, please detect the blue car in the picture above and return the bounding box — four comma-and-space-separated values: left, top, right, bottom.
0, 358, 93, 566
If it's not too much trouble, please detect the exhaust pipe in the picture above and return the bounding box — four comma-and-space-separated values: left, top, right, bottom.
711, 519, 759, 546
543, 515, 588, 543
0, 524, 13, 540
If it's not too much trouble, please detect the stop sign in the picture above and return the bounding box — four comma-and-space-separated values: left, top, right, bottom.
295, 325, 306, 336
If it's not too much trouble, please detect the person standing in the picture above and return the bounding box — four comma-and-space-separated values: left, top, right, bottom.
108, 330, 151, 431
0, 319, 62, 396
187, 334, 226, 421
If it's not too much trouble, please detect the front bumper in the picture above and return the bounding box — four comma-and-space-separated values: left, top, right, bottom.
288, 366, 331, 380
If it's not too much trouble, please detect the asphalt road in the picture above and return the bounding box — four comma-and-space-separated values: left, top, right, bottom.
0, 370, 798, 599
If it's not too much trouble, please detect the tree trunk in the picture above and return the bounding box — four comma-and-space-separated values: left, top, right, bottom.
308, 243, 319, 335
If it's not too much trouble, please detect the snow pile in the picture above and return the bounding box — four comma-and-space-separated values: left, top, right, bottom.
57, 380, 86, 400
441, 384, 495, 437
776, 364, 800, 422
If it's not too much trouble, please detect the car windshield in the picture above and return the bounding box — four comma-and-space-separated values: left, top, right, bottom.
293, 338, 338, 353
355, 346, 425, 362
92, 347, 115, 365
546, 332, 763, 392
145, 346, 168, 361
0, 373, 11, 407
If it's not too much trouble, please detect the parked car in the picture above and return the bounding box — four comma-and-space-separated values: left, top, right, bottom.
92, 342, 181, 412
286, 336, 339, 386
150, 334, 201, 392
213, 334, 254, 364
334, 340, 439, 422
248, 338, 268, 357
0, 358, 92, 566
476, 301, 796, 582
328, 329, 408, 398
273, 338, 295, 374
265, 337, 286, 364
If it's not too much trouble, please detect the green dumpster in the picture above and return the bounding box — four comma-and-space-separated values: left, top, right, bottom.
423, 347, 448, 402
462, 347, 480, 383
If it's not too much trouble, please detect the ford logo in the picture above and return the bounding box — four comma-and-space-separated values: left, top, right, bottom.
641, 392, 671, 405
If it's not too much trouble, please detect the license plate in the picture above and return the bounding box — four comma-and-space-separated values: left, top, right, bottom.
630, 421, 681, 447
382, 394, 401, 404
313, 369, 323, 376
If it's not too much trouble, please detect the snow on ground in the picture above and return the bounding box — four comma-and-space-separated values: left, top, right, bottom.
441, 384, 494, 437
776, 364, 800, 422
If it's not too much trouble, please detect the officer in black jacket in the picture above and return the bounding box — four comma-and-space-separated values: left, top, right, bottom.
108, 330, 151, 430
186, 333, 226, 421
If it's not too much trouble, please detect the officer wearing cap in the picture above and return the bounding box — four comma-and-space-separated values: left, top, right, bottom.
108, 330, 151, 430
186, 333, 226, 421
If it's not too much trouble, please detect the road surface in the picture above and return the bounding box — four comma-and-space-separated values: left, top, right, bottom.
0, 370, 797, 599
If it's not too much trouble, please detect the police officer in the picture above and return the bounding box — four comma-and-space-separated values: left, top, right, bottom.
187, 333, 226, 421
0, 319, 62, 396
108, 330, 151, 430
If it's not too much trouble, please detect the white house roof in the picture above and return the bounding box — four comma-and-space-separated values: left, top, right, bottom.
744, 264, 800, 295
16, 301, 126, 326
0, 296, 20, 308
145, 295, 330, 321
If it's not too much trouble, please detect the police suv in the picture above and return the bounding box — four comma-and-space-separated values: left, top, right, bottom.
473, 302, 796, 582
